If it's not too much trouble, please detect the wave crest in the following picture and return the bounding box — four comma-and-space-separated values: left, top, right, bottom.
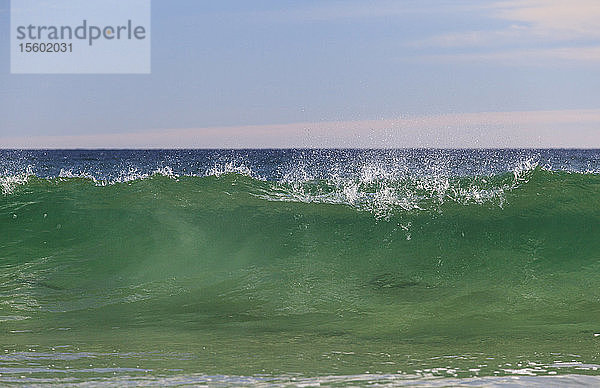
0, 157, 586, 220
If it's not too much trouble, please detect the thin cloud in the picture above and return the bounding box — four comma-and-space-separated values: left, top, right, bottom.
3, 109, 600, 149
418, 46, 600, 65
409, 26, 527, 48
494, 0, 600, 39
410, 0, 600, 63
417, 0, 600, 46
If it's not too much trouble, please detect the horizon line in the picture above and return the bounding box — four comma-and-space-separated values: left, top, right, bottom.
3, 147, 600, 151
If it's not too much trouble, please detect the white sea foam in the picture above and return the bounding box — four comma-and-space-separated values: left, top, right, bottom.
58, 169, 100, 183
2, 371, 597, 387
0, 166, 34, 195
206, 161, 255, 178
256, 158, 539, 220
0, 156, 544, 221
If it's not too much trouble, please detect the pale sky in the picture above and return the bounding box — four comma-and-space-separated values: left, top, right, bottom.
1, 0, 600, 148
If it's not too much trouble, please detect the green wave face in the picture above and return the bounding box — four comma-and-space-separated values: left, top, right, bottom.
3, 169, 600, 381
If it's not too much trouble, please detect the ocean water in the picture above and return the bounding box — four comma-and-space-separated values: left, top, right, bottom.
2, 149, 600, 386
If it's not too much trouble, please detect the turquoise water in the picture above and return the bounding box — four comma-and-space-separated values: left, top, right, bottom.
2, 149, 600, 386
